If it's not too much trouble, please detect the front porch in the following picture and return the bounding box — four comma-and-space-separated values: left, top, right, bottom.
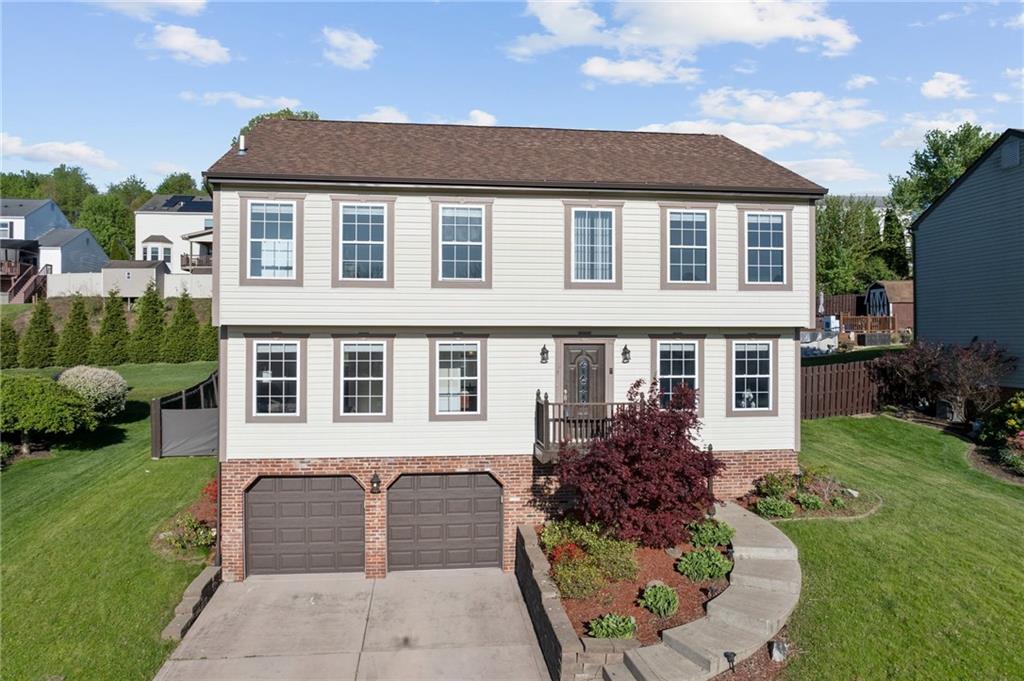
181, 227, 214, 274
533, 390, 629, 463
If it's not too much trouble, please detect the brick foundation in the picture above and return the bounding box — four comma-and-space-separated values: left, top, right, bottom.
219, 449, 794, 581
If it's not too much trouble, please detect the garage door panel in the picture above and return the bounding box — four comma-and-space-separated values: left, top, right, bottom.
475, 497, 500, 513
389, 499, 415, 515
308, 501, 336, 517
278, 502, 307, 518
475, 547, 500, 564
474, 522, 500, 539
446, 523, 472, 540
417, 524, 444, 541
308, 527, 336, 543
446, 498, 472, 514
279, 527, 307, 543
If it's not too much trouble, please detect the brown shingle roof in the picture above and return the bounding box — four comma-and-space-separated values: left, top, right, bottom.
205, 119, 827, 196
870, 279, 914, 303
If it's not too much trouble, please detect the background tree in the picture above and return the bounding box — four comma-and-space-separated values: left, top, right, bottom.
0, 170, 47, 198
162, 292, 201, 363
198, 322, 219, 361
155, 172, 201, 195
0, 375, 97, 456
889, 123, 999, 218
36, 164, 97, 221
1, 319, 20, 369
90, 290, 130, 365
129, 282, 166, 363
107, 175, 152, 211
77, 194, 133, 256
18, 300, 58, 368
816, 195, 893, 295
880, 205, 911, 278
56, 296, 93, 367
232, 108, 319, 146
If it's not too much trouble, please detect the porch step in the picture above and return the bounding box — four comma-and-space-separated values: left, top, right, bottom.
602, 663, 636, 681
715, 504, 798, 561
706, 585, 799, 636
729, 557, 801, 594
662, 619, 766, 675
624, 643, 705, 681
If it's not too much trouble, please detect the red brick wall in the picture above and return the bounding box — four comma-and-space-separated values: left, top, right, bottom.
713, 449, 799, 497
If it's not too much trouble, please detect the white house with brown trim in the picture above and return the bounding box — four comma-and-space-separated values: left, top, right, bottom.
204, 119, 826, 581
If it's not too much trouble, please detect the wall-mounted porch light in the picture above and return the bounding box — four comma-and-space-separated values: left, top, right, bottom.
621, 345, 631, 363
370, 473, 382, 494
540, 344, 550, 364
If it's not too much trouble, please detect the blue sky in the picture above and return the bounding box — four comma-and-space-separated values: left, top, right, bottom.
2, 1, 1022, 195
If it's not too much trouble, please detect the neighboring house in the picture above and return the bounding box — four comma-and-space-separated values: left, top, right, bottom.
205, 119, 826, 581
914, 128, 1024, 388
135, 194, 214, 274
101, 260, 169, 299
0, 198, 71, 240
865, 279, 914, 330
38, 228, 109, 274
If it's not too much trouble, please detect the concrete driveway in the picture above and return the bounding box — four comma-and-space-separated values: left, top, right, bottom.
154, 569, 549, 681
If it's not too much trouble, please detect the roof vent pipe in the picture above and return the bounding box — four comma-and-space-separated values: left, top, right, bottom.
237, 134, 247, 156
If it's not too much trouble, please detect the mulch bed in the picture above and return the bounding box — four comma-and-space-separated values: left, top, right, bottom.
560, 544, 726, 646
709, 629, 792, 681
736, 490, 878, 520
968, 446, 1024, 487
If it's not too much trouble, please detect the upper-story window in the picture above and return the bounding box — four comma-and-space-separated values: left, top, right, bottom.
667, 211, 709, 283
572, 208, 615, 282
142, 245, 170, 262
253, 340, 300, 415
248, 201, 296, 280
203, 217, 214, 229
340, 204, 386, 281
732, 341, 772, 411
0, 221, 11, 238
745, 212, 785, 285
439, 205, 485, 281
656, 341, 698, 408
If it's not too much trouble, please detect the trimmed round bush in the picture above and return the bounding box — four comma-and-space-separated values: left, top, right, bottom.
58, 366, 129, 419
551, 557, 603, 599
676, 547, 733, 581
0, 374, 97, 452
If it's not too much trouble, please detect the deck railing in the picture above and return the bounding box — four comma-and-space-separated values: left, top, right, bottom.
534, 390, 631, 460
181, 254, 213, 271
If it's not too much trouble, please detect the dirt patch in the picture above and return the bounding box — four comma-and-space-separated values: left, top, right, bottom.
560, 545, 724, 646
1, 446, 53, 468
709, 629, 793, 681
968, 447, 1024, 487
151, 479, 217, 564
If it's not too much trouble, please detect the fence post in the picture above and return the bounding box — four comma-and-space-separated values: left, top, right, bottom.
150, 398, 162, 459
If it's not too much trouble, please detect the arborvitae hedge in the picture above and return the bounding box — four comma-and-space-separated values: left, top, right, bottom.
161, 291, 201, 363
129, 282, 165, 363
1, 319, 19, 369
198, 323, 219, 361
18, 299, 58, 368
90, 290, 130, 365
56, 295, 93, 367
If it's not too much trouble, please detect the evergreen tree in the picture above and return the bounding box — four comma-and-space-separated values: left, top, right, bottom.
162, 292, 201, 363
198, 323, 219, 361
90, 290, 130, 365
56, 295, 93, 367
18, 299, 58, 368
880, 207, 911, 278
129, 282, 166, 363
1, 318, 20, 369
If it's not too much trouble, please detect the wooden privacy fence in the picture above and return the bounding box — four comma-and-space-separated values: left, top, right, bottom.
151, 371, 219, 458
801, 361, 878, 419
841, 315, 895, 332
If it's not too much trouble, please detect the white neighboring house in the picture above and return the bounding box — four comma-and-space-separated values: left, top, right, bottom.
134, 194, 214, 274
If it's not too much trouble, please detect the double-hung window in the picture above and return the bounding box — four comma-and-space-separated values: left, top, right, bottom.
0, 221, 11, 238
745, 213, 785, 284
435, 341, 481, 415
657, 341, 698, 408
248, 201, 296, 280
667, 211, 709, 283
572, 208, 614, 282
439, 205, 485, 281
253, 341, 300, 416
340, 342, 386, 415
732, 342, 772, 411
340, 204, 386, 281
161, 247, 171, 263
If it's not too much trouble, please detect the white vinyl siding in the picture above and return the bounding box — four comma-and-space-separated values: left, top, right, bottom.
248, 201, 296, 280
657, 341, 698, 407
571, 208, 614, 282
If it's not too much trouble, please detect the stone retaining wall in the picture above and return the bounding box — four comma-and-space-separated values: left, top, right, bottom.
161, 565, 221, 641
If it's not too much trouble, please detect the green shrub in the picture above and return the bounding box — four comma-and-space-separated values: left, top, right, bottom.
90, 290, 130, 365
551, 557, 603, 599
129, 282, 165, 363
57, 366, 129, 420
637, 583, 678, 617
795, 491, 824, 510
587, 614, 636, 639
540, 518, 603, 552
18, 299, 57, 368
831, 497, 848, 509
1, 318, 19, 369
0, 375, 97, 452
56, 296, 93, 367
980, 392, 1024, 446
688, 520, 735, 548
541, 519, 638, 582
166, 513, 215, 552
1, 440, 14, 466
755, 496, 796, 518
676, 547, 732, 581
997, 442, 1024, 475
755, 471, 796, 499
198, 322, 219, 361
162, 292, 201, 363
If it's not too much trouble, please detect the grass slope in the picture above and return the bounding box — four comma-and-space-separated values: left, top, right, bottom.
1, 362, 217, 681
784, 417, 1024, 680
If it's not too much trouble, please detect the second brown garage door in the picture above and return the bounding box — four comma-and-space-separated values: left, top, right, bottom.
387, 473, 502, 571
245, 476, 365, 575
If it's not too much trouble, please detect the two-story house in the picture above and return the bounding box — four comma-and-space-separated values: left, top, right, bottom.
205, 119, 826, 581
134, 193, 214, 274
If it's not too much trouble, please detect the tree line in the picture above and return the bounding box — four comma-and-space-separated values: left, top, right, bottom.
1, 284, 217, 369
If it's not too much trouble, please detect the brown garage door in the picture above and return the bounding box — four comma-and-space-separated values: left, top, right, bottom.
245, 476, 365, 575
387, 473, 502, 571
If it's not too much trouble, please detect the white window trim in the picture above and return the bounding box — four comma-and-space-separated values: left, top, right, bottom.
743, 211, 787, 286
657, 340, 700, 393
435, 339, 482, 416
666, 209, 711, 284
0, 221, 11, 238
340, 340, 388, 416
437, 203, 487, 282
339, 202, 388, 282
247, 199, 298, 281
252, 339, 302, 417
570, 206, 616, 283
732, 341, 773, 411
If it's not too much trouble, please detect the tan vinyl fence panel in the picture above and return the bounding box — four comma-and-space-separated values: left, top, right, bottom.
801, 361, 878, 420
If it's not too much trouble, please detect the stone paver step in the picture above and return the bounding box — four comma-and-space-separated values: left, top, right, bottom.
715, 504, 798, 560
729, 557, 802, 594
706, 585, 799, 636
662, 618, 766, 675
625, 643, 705, 681
602, 662, 637, 681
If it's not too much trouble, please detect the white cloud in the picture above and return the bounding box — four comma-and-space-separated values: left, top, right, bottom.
845, 74, 877, 90
696, 87, 885, 130
881, 109, 995, 148
732, 59, 758, 75
911, 3, 976, 27
920, 71, 973, 99
636, 120, 840, 153
1005, 67, 1024, 90
95, 0, 205, 22
322, 27, 379, 69
1, 132, 118, 170
780, 158, 879, 183
358, 106, 410, 123
993, 93, 1012, 103
1004, 12, 1024, 29
580, 57, 699, 85
179, 90, 300, 109
456, 109, 498, 126
148, 24, 230, 65
151, 161, 188, 175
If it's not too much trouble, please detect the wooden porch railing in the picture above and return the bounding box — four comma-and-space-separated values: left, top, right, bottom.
181, 254, 213, 270
841, 315, 895, 332
534, 390, 631, 461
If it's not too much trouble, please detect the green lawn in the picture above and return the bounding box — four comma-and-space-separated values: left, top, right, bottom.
802, 344, 905, 366
1, 361, 218, 681
1, 302, 31, 324
783, 416, 1024, 680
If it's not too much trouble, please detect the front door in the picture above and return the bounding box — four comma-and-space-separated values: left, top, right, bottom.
563, 344, 606, 404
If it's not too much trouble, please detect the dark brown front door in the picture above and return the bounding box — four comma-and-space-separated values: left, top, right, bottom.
563, 343, 605, 403
244, 476, 365, 575
387, 473, 502, 571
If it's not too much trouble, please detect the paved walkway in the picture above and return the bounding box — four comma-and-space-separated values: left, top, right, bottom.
154, 569, 548, 681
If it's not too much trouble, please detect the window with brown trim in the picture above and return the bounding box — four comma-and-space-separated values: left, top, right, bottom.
656, 341, 698, 407
429, 337, 487, 421
239, 193, 305, 287
737, 206, 793, 291
430, 198, 493, 288
563, 200, 623, 289
245, 336, 308, 424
